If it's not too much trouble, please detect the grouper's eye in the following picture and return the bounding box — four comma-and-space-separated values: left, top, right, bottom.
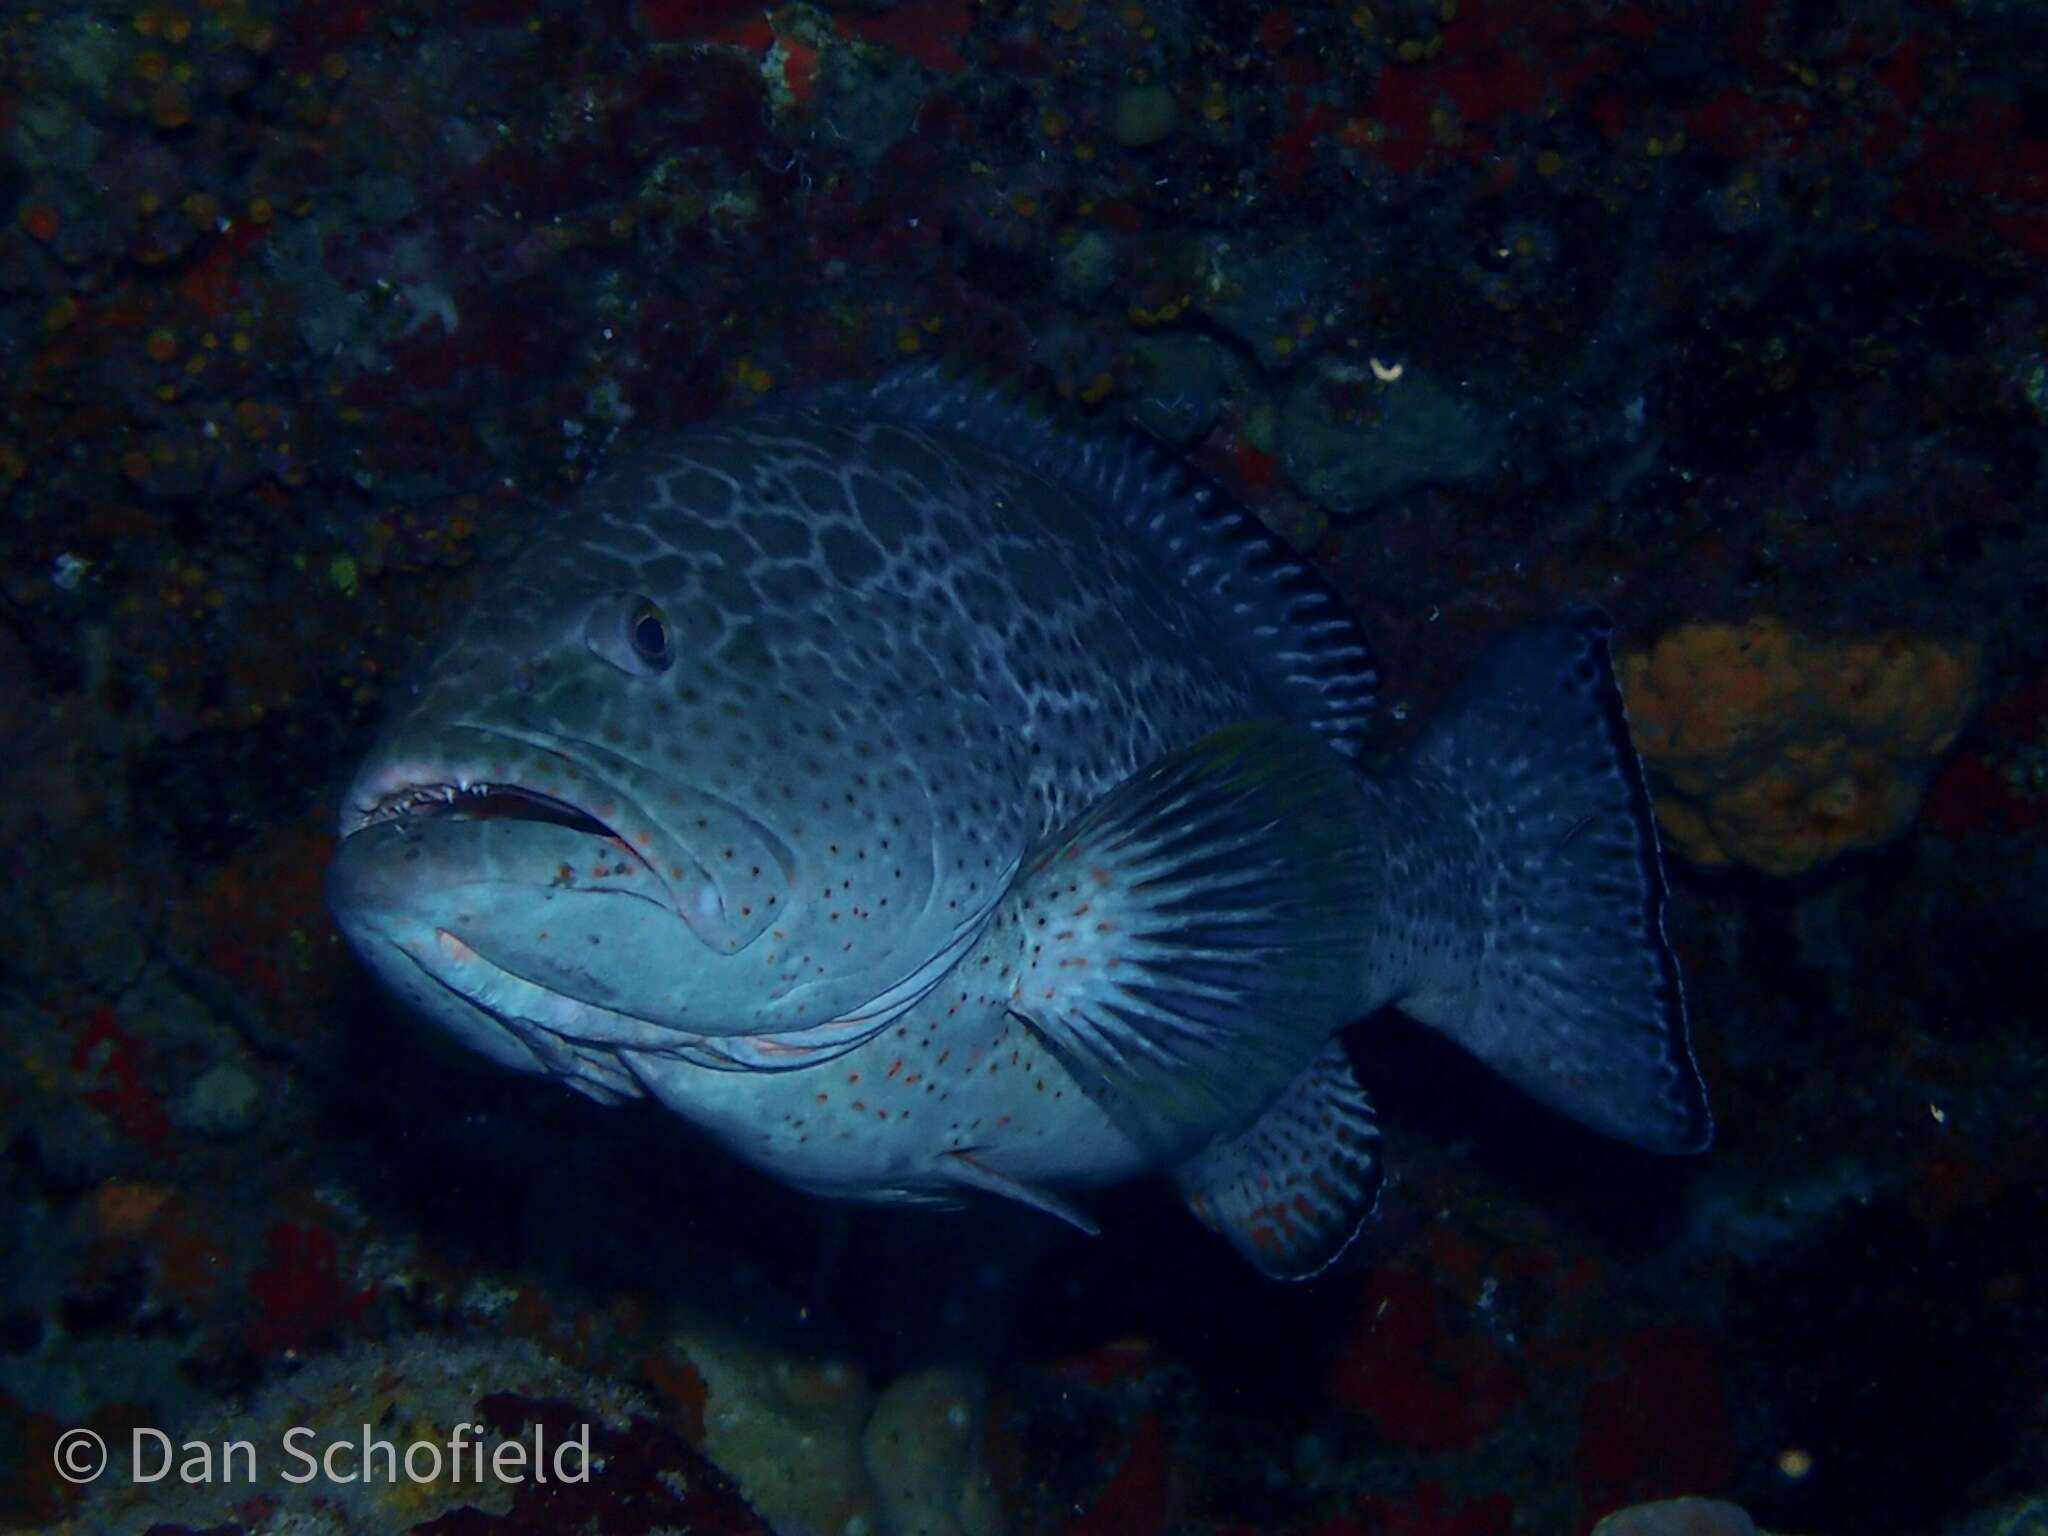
631, 606, 671, 665
585, 593, 674, 676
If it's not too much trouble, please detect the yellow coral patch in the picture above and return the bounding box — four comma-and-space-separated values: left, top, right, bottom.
1620, 617, 1980, 876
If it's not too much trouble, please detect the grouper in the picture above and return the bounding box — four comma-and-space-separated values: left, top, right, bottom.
327, 369, 1710, 1279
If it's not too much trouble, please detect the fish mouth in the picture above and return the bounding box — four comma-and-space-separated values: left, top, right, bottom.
352, 780, 616, 839
343, 771, 671, 887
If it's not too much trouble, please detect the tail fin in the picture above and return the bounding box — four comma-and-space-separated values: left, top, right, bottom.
1397, 610, 1711, 1153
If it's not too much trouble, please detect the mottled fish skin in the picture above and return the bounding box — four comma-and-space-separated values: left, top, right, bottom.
328, 373, 1709, 1277
334, 415, 1277, 1164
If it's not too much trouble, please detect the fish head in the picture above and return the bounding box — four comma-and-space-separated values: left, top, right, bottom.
329, 515, 846, 1087
327, 437, 1013, 1088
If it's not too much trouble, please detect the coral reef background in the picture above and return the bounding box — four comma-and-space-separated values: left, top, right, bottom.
1, 0, 2043, 1532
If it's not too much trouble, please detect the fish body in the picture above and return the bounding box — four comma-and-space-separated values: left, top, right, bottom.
328, 372, 1709, 1278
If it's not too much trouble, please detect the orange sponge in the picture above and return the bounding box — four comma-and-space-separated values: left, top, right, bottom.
1619, 618, 1980, 876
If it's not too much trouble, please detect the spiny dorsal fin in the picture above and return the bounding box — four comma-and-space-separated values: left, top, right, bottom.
801, 365, 1378, 757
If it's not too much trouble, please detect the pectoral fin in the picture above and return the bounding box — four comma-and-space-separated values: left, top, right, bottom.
938, 1151, 1101, 1235
994, 720, 1372, 1156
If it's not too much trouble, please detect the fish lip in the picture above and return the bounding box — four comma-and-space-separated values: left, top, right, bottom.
344, 776, 612, 837
341, 725, 690, 903
340, 773, 667, 878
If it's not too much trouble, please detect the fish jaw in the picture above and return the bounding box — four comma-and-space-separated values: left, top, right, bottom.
325, 830, 650, 1103
326, 779, 762, 1057
339, 723, 782, 959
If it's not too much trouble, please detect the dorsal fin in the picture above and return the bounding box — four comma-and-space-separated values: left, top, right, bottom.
799, 365, 1378, 757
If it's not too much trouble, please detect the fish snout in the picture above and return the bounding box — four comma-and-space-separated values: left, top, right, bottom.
326, 819, 422, 927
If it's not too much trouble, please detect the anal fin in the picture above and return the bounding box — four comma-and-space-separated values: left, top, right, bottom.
1173, 1043, 1383, 1281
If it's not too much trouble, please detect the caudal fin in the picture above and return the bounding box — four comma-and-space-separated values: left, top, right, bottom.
1398, 610, 1711, 1154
